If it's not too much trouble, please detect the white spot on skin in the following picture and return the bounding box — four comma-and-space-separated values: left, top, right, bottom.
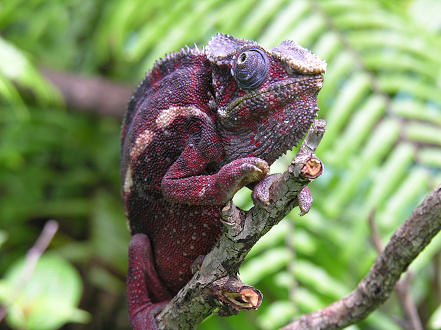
130, 129, 154, 160
198, 186, 206, 197
190, 245, 194, 250
156, 106, 210, 129
125, 218, 132, 232
123, 167, 133, 194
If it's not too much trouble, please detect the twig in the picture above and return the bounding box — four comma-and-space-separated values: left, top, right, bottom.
41, 69, 132, 117
155, 120, 326, 329
395, 275, 423, 330
369, 211, 423, 330
283, 185, 441, 329
368, 210, 383, 253
0, 220, 59, 322
286, 219, 297, 306
434, 251, 441, 306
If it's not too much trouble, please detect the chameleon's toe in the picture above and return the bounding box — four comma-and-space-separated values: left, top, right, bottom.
252, 173, 282, 208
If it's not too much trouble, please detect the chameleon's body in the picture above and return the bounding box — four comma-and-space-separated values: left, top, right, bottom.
120, 33, 325, 329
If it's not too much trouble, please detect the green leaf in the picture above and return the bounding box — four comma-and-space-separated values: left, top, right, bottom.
0, 254, 89, 330
238, 0, 288, 39
287, 13, 325, 47
323, 119, 400, 217
0, 37, 61, 104
293, 287, 325, 313
240, 248, 291, 285
0, 230, 8, 249
409, 0, 441, 32
363, 143, 415, 213
257, 301, 296, 330
390, 99, 441, 126
294, 260, 349, 299
318, 72, 371, 152
329, 95, 387, 165
258, 0, 310, 47
406, 122, 441, 146
428, 303, 441, 329
378, 168, 430, 231
418, 148, 441, 168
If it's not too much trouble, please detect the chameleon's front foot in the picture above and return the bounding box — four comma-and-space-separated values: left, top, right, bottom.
127, 234, 172, 330
217, 157, 269, 197
162, 157, 269, 205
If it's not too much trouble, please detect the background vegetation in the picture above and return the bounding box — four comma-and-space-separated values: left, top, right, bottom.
1, 0, 441, 329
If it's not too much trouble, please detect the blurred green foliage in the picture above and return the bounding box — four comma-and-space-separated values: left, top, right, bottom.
1, 0, 441, 329
0, 254, 89, 330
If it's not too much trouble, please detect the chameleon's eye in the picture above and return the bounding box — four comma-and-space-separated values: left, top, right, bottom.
233, 48, 269, 90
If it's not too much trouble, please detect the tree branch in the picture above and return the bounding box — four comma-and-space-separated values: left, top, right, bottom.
395, 274, 423, 330
369, 211, 423, 330
155, 120, 326, 329
41, 69, 132, 117
284, 185, 441, 330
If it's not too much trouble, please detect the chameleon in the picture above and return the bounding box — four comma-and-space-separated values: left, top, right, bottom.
120, 33, 326, 329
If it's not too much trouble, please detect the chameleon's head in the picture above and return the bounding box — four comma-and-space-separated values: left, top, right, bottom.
205, 33, 326, 164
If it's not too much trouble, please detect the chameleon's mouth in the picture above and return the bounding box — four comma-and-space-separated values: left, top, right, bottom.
217, 74, 323, 128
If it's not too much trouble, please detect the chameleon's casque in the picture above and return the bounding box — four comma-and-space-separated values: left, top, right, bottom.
120, 33, 325, 329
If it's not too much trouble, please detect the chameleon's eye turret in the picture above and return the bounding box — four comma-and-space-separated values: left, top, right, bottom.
233, 48, 268, 90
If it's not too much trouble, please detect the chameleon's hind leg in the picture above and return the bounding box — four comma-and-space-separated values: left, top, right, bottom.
127, 233, 172, 330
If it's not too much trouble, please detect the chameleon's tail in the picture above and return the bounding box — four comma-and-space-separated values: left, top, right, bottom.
127, 234, 172, 330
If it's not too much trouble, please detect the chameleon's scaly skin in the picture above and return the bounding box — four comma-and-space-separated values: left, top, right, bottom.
121, 33, 325, 329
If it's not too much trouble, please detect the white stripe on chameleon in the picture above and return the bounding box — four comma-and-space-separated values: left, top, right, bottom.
123, 166, 133, 194
129, 107, 210, 161
130, 129, 155, 160
156, 106, 210, 129
123, 167, 133, 232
